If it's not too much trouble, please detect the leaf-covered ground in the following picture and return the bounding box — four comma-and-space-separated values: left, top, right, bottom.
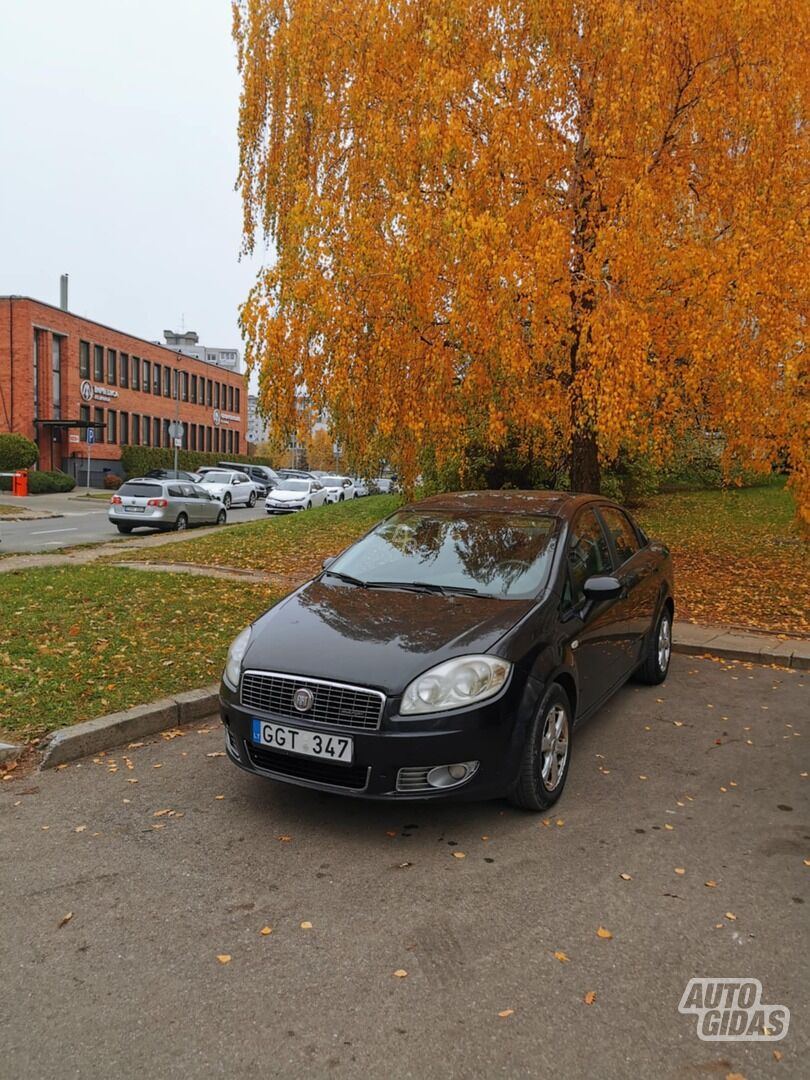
0, 566, 278, 741
123, 495, 402, 577
636, 481, 808, 636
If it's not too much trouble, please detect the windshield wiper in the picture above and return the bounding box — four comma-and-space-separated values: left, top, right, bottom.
322, 569, 367, 587
365, 580, 485, 597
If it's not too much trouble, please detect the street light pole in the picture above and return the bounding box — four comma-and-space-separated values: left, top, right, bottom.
173, 363, 180, 474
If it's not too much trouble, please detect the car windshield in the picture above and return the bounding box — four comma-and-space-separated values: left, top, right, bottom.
276, 479, 309, 492
328, 510, 558, 598
321, 476, 343, 486
199, 472, 231, 484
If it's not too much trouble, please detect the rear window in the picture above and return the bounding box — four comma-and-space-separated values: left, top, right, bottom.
119, 482, 162, 498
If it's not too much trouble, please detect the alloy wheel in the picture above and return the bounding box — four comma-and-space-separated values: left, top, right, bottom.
540, 703, 569, 791
658, 615, 672, 673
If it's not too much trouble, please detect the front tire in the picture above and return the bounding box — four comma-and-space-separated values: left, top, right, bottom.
216, 510, 226, 525
174, 513, 188, 532
634, 605, 672, 685
508, 684, 572, 811
306, 501, 312, 510
223, 493, 231, 509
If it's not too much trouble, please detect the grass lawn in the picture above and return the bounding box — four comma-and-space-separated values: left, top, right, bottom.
0, 503, 24, 516
0, 565, 278, 742
123, 494, 402, 577
636, 481, 808, 636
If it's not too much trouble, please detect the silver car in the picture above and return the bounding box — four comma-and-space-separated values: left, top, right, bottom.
109, 479, 227, 534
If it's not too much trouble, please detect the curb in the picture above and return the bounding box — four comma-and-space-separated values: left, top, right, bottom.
38, 684, 220, 769
31, 629, 808, 770
0, 741, 24, 766
0, 511, 64, 522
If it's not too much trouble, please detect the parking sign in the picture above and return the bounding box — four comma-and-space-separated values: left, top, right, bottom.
87, 428, 95, 445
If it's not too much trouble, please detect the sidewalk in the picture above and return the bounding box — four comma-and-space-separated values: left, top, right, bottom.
673, 621, 810, 670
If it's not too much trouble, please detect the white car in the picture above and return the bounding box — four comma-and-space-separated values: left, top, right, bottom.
351, 477, 370, 497
320, 475, 357, 503
265, 477, 328, 513
197, 470, 260, 509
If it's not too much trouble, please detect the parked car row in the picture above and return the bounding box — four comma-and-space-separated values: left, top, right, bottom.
109, 464, 395, 533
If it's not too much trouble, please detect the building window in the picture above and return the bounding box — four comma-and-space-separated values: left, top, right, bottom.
235, 387, 240, 412
234, 431, 240, 455
120, 412, 129, 445
190, 375, 197, 404
182, 422, 189, 448
227, 429, 233, 453
207, 353, 217, 363
94, 344, 104, 382
94, 407, 105, 443
143, 360, 151, 393
164, 366, 172, 397
80, 341, 90, 379
154, 363, 161, 396
120, 353, 129, 388
182, 371, 189, 401
153, 417, 161, 447
79, 405, 90, 437
162, 418, 171, 447
142, 415, 150, 446
225, 385, 232, 411
107, 349, 117, 385
32, 330, 41, 417
132, 414, 140, 445
214, 428, 220, 452
131, 356, 141, 391
51, 336, 63, 420
215, 383, 220, 408
205, 426, 212, 452
206, 380, 212, 406
107, 409, 117, 443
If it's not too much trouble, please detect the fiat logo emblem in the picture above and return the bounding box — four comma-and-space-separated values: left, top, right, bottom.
293, 687, 314, 712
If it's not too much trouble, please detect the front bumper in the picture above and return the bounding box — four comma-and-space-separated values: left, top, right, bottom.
265, 502, 306, 514
219, 674, 540, 801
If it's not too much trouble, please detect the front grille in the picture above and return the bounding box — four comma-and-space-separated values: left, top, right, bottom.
396, 767, 433, 793
247, 744, 369, 790
241, 671, 384, 731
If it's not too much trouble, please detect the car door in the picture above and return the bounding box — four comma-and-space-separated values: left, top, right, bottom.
311, 480, 325, 507
179, 483, 202, 523
560, 505, 628, 717
596, 505, 659, 663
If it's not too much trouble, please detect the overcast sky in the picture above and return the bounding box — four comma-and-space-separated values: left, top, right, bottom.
0, 0, 265, 365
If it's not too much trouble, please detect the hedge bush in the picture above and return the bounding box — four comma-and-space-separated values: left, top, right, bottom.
27, 470, 76, 494
0, 433, 38, 471
120, 445, 279, 479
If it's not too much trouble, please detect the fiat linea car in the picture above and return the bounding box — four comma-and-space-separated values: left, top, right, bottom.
220, 491, 673, 809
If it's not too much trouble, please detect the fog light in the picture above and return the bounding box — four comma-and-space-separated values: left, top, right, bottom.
426, 762, 479, 788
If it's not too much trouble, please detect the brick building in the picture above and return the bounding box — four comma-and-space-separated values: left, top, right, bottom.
0, 296, 247, 485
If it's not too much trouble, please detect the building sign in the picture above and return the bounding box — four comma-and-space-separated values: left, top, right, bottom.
212, 410, 241, 427
80, 380, 119, 402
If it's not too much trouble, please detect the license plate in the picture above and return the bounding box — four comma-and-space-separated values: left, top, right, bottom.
124, 506, 145, 513
251, 719, 354, 763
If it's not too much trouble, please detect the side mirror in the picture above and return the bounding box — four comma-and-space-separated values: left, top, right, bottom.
583, 575, 623, 601
322, 556, 336, 570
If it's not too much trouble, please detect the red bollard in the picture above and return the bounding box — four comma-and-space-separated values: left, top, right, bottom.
12, 470, 29, 496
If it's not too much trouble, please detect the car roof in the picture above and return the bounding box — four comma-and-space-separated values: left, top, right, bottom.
406, 489, 605, 519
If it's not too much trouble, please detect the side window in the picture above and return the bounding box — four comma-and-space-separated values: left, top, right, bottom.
167, 486, 182, 498
180, 484, 198, 499
567, 508, 612, 606
600, 507, 641, 565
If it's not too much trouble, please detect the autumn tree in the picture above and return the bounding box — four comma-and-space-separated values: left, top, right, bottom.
234, 0, 809, 517
306, 428, 338, 471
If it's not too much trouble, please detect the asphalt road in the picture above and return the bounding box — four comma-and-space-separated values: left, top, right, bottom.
1, 657, 807, 1079
0, 494, 268, 553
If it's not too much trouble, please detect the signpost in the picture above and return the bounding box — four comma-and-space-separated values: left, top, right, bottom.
86, 427, 95, 491
168, 420, 184, 473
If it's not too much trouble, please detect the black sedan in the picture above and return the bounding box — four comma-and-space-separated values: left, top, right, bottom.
219, 491, 674, 809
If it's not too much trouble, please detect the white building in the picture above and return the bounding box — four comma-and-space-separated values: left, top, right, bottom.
246, 393, 270, 445
162, 330, 241, 374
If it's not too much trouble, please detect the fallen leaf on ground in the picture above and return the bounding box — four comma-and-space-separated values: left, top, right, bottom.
300, 921, 313, 930
555, 819, 564, 827
596, 927, 613, 940
74, 825, 86, 833
584, 991, 597, 1005
724, 912, 737, 921
216, 954, 232, 964
619, 873, 632, 881
497, 1009, 514, 1018
452, 851, 466, 859
705, 880, 718, 888
674, 868, 686, 876
385, 830, 397, 837
260, 926, 273, 936
664, 824, 674, 831
214, 795, 225, 800
206, 752, 225, 758
553, 951, 570, 963
153, 809, 172, 818
773, 1049, 783, 1061
58, 912, 73, 928
393, 969, 408, 978
276, 835, 292, 842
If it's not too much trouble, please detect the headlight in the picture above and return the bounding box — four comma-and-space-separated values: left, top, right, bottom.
400, 655, 512, 715
223, 626, 252, 690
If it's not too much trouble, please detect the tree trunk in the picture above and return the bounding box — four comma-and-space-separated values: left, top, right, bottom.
570, 424, 600, 492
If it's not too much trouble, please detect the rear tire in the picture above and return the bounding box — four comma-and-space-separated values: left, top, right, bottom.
248, 491, 257, 507
634, 605, 673, 685
174, 513, 188, 532
223, 493, 231, 509
116, 524, 133, 534
216, 510, 226, 525
508, 684, 572, 811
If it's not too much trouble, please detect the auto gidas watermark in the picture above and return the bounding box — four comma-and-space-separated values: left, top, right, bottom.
679, 978, 790, 1041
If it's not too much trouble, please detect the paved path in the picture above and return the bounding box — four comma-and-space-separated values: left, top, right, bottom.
1, 656, 806, 1079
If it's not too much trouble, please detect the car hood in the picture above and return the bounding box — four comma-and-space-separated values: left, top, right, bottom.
241, 578, 534, 695
201, 484, 228, 494
267, 490, 308, 501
